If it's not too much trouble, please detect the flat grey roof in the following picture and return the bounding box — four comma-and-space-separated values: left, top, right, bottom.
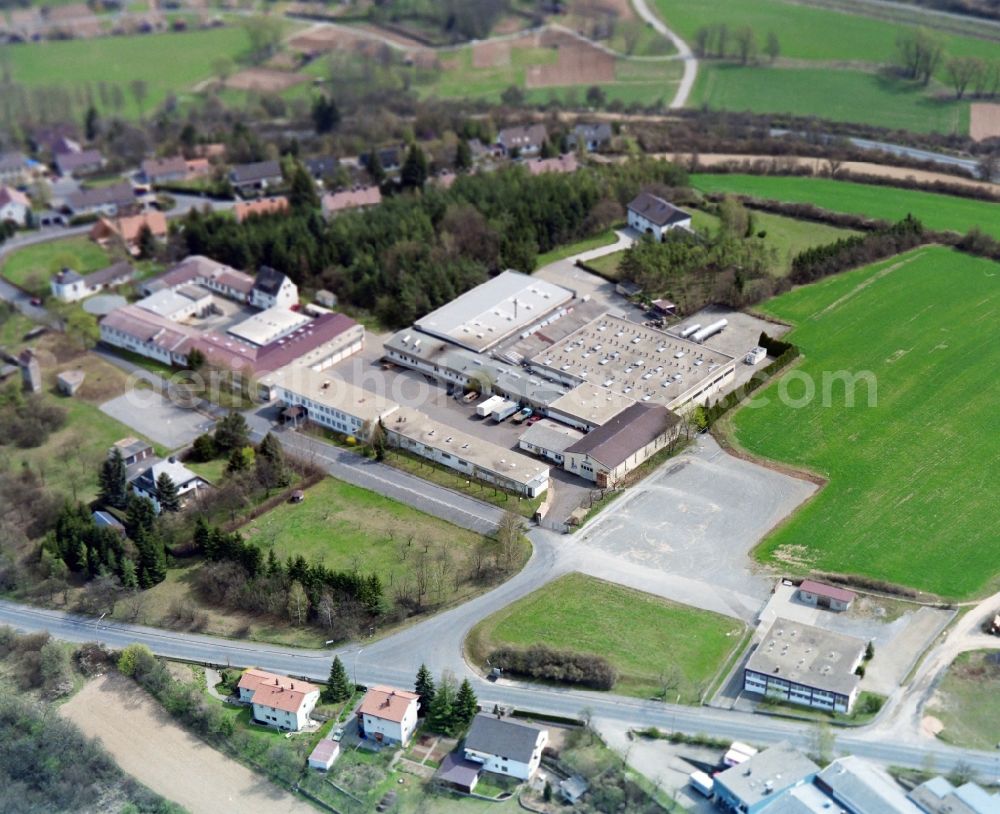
746, 618, 866, 697
519, 420, 583, 453
715, 744, 819, 808
529, 313, 734, 410
817, 756, 922, 814
260, 366, 399, 425
414, 270, 573, 353
547, 381, 635, 427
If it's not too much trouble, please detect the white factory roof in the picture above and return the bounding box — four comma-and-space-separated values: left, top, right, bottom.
227, 306, 311, 347
547, 381, 635, 428
135, 286, 211, 320
261, 365, 399, 425
387, 406, 549, 490
414, 270, 573, 353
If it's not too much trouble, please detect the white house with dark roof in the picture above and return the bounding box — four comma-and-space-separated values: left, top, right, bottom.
497, 124, 547, 156
251, 265, 298, 310
238, 668, 320, 731
229, 160, 282, 195
50, 261, 135, 302
627, 192, 692, 240
130, 456, 207, 513
462, 714, 548, 781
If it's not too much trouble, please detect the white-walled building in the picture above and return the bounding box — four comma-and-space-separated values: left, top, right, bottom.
50, 261, 134, 303
627, 192, 692, 240
0, 185, 30, 226
251, 266, 299, 310
130, 456, 208, 513
463, 714, 548, 781
358, 685, 420, 746
743, 619, 866, 714
238, 669, 320, 732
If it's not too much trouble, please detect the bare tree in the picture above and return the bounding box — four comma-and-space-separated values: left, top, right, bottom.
764, 31, 780, 63
734, 26, 758, 65
287, 580, 308, 626
946, 56, 984, 99
129, 79, 148, 119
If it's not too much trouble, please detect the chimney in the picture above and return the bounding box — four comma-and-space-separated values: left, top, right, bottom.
168, 456, 176, 463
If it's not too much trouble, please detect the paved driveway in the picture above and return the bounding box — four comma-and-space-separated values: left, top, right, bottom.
101, 391, 216, 450
575, 434, 817, 617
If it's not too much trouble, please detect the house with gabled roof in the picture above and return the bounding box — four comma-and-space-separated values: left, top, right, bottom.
357, 685, 419, 746
627, 192, 692, 241
462, 713, 548, 781
237, 668, 320, 732
251, 265, 298, 310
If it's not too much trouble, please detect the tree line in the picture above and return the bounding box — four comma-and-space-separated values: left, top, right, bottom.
693, 24, 781, 64
176, 158, 687, 328
895, 28, 1000, 99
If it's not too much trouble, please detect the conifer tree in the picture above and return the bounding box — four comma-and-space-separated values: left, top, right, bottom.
322, 656, 352, 703
455, 678, 479, 728
155, 472, 180, 513
99, 448, 128, 509
414, 663, 435, 716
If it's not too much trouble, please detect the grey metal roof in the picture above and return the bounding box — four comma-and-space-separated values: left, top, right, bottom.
253, 265, 288, 296
230, 160, 282, 184
519, 421, 581, 454
627, 192, 690, 227
715, 744, 819, 808
910, 777, 1000, 814
66, 182, 134, 211
565, 402, 679, 468
463, 714, 544, 764
817, 756, 922, 814
83, 260, 134, 288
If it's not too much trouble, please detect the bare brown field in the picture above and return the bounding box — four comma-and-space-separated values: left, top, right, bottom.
526, 34, 614, 87
61, 675, 315, 814
970, 103, 1000, 141
473, 38, 512, 68
226, 68, 308, 92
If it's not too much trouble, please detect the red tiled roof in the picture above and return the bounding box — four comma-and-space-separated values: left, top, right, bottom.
322, 186, 381, 214
799, 580, 857, 603
527, 154, 578, 176
358, 685, 418, 723
238, 668, 319, 714
234, 196, 289, 222
0, 185, 30, 208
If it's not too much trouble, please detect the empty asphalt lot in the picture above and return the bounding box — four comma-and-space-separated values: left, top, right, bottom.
101, 390, 216, 449
577, 434, 817, 613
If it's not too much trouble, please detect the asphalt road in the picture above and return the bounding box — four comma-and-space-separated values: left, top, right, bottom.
1, 597, 997, 779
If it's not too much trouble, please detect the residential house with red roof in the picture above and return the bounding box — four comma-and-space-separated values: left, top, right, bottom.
357, 685, 419, 746
237, 668, 320, 731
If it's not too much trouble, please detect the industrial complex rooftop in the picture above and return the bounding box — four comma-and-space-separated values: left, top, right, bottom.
414, 270, 573, 353
546, 381, 636, 430
259, 366, 398, 426
228, 306, 311, 347
528, 313, 735, 411
746, 618, 866, 698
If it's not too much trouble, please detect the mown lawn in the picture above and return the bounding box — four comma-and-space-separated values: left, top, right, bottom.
5, 26, 255, 118
534, 228, 618, 268
692, 174, 1000, 238
1, 236, 111, 296
241, 477, 520, 606
690, 64, 968, 135
932, 650, 1000, 750
466, 572, 745, 701
730, 247, 1000, 598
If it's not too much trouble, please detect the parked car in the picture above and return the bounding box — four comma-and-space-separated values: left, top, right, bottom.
332, 727, 345, 742
525, 414, 543, 425
511, 407, 533, 424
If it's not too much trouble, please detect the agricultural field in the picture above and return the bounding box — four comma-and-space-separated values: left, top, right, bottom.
929, 650, 1000, 750
691, 65, 969, 135
241, 476, 524, 605
692, 174, 1000, 238
1, 236, 112, 297
654, 0, 998, 132
466, 572, 745, 701
3, 25, 259, 119
730, 246, 1000, 598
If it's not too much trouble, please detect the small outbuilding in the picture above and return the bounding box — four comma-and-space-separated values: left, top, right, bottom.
56, 369, 85, 396
435, 752, 481, 793
308, 739, 340, 771
798, 579, 857, 612
559, 775, 589, 805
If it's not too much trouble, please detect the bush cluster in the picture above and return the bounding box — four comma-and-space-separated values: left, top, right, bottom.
489, 644, 617, 690
0, 392, 67, 449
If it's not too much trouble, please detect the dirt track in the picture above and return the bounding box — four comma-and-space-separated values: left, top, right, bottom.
61, 674, 315, 814
971, 103, 1000, 142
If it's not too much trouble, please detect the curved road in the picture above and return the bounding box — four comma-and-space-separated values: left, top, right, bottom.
631, 0, 697, 108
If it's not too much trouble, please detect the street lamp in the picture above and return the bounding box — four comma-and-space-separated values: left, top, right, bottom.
353, 647, 364, 688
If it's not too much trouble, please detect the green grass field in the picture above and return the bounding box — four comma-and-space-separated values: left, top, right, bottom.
691, 65, 968, 134
466, 573, 745, 700
585, 209, 856, 278
654, 0, 999, 63
692, 174, 1000, 237
931, 650, 1000, 750
5, 26, 254, 118
730, 246, 1000, 598
534, 228, 618, 267
1, 236, 111, 296
241, 477, 521, 606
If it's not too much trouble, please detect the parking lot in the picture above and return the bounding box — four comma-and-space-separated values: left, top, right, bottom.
577, 433, 817, 617
100, 390, 216, 449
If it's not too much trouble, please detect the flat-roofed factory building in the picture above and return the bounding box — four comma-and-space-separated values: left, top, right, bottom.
743, 618, 867, 714
414, 270, 573, 353
529, 313, 735, 413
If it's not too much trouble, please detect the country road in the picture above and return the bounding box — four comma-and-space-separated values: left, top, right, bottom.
631, 0, 696, 108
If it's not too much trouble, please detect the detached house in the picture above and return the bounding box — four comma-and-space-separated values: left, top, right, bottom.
229, 160, 283, 196
569, 122, 612, 152
50, 261, 134, 302
357, 685, 419, 746
627, 192, 692, 240
0, 185, 30, 226
497, 124, 547, 157
140, 155, 189, 185
251, 266, 298, 310
89, 211, 168, 255
463, 714, 548, 781
238, 668, 320, 732
130, 456, 207, 513
64, 182, 136, 218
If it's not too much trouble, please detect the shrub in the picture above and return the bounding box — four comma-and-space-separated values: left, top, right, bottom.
117, 643, 156, 677
489, 644, 617, 690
